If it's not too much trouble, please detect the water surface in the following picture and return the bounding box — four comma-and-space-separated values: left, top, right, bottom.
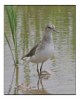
4, 5, 76, 94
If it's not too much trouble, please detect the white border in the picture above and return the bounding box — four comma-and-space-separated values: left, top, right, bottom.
1, 0, 78, 5
0, 0, 80, 99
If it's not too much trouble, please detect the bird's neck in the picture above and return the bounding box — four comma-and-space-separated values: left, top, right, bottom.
42, 32, 53, 43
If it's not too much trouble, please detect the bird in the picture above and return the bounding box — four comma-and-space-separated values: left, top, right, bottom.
21, 23, 58, 76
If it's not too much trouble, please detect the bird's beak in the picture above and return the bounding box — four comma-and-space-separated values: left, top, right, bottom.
53, 29, 59, 33
55, 30, 59, 33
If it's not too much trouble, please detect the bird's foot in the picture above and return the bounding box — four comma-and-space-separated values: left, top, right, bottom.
39, 71, 51, 79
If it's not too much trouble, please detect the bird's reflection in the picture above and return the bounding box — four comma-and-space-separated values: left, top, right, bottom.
17, 70, 50, 94
37, 75, 44, 90
36, 70, 51, 94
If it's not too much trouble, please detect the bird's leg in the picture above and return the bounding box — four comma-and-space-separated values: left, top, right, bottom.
40, 77, 44, 89
40, 63, 43, 75
37, 64, 39, 76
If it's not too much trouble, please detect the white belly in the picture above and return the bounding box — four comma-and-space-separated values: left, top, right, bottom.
30, 44, 54, 63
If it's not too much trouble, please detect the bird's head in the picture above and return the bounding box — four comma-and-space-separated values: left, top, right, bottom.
45, 23, 58, 33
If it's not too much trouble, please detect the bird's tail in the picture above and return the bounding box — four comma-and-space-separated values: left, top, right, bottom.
21, 55, 30, 63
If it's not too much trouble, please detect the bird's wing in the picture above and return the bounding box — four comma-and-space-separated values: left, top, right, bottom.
26, 44, 38, 57
21, 42, 40, 59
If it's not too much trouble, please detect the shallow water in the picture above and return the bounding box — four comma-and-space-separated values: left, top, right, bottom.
4, 5, 76, 94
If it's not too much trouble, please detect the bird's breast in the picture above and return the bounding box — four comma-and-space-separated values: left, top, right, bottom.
30, 43, 54, 63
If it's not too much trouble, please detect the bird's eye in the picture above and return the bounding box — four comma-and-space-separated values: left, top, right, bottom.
47, 26, 51, 29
